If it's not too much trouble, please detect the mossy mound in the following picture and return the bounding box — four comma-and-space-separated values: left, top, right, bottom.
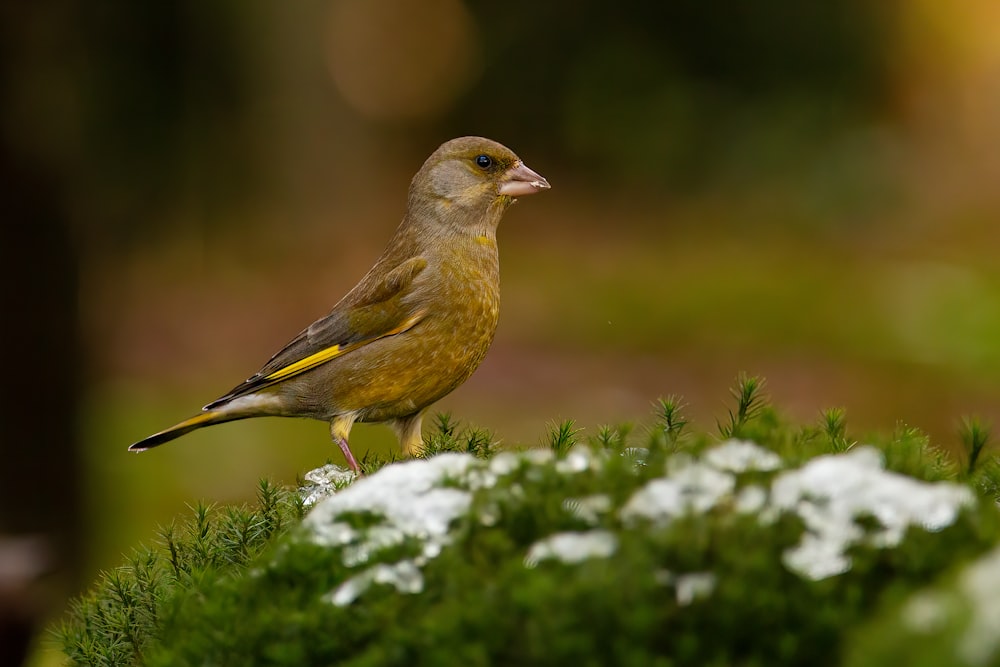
56, 383, 1000, 666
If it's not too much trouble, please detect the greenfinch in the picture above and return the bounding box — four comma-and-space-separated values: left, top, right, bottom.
130, 136, 550, 472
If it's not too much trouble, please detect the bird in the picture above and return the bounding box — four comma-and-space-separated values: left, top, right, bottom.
129, 136, 550, 472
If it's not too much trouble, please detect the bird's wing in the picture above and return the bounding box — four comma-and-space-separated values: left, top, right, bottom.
205, 256, 428, 408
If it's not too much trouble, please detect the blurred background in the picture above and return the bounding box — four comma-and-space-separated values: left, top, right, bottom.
4, 0, 1000, 662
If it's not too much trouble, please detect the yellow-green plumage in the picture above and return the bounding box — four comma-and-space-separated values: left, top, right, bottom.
129, 137, 550, 472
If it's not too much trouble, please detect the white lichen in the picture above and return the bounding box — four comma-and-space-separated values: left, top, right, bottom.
771, 446, 974, 580
305, 454, 476, 567
705, 439, 782, 473
341, 525, 407, 568
308, 446, 608, 606
556, 445, 602, 474
524, 530, 618, 568
734, 485, 768, 515
327, 560, 423, 607
956, 546, 1000, 665
487, 451, 522, 476
621, 460, 734, 524
522, 448, 556, 466
675, 572, 717, 606
652, 570, 717, 606
304, 439, 976, 612
300, 463, 357, 506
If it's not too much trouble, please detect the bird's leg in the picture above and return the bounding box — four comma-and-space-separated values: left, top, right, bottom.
335, 437, 360, 473
330, 414, 360, 473
392, 412, 425, 457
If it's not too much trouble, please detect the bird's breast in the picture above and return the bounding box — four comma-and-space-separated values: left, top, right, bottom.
386, 248, 500, 401
423, 249, 501, 363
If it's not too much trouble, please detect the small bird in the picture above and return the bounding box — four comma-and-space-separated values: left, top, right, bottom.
130, 136, 550, 472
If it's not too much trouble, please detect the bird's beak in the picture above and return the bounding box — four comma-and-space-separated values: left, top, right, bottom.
499, 161, 551, 197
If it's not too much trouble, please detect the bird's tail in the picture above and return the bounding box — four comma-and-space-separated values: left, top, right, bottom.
128, 410, 241, 451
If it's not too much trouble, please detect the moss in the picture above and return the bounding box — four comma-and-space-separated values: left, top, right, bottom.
55, 380, 1000, 666
54, 480, 306, 665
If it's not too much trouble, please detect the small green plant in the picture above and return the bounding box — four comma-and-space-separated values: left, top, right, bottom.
418, 413, 497, 459
718, 373, 767, 438
960, 415, 991, 475
546, 419, 581, 455
591, 423, 632, 450
654, 394, 688, 446
821, 407, 850, 451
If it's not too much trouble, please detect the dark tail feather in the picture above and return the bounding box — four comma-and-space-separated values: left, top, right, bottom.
129, 410, 235, 451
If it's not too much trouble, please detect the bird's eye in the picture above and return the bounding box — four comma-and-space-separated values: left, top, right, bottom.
475, 154, 493, 170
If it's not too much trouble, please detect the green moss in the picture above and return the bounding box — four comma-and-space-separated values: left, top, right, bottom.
54, 480, 306, 665
844, 545, 1000, 667
55, 381, 1000, 666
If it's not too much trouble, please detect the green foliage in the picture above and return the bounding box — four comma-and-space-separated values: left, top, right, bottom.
418, 412, 498, 459
55, 380, 1000, 666
718, 373, 767, 439
843, 543, 1000, 667
54, 481, 305, 665
820, 407, 850, 451
653, 394, 688, 448
960, 416, 992, 475
546, 419, 582, 456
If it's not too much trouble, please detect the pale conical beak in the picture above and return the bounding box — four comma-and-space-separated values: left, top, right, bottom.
499, 161, 551, 197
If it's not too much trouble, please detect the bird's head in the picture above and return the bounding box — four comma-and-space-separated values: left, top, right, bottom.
408, 136, 550, 233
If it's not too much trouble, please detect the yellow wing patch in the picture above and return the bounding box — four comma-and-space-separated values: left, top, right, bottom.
263, 344, 342, 382
262, 311, 426, 383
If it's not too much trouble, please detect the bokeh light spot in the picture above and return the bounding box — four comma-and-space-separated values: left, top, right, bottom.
325, 0, 482, 121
